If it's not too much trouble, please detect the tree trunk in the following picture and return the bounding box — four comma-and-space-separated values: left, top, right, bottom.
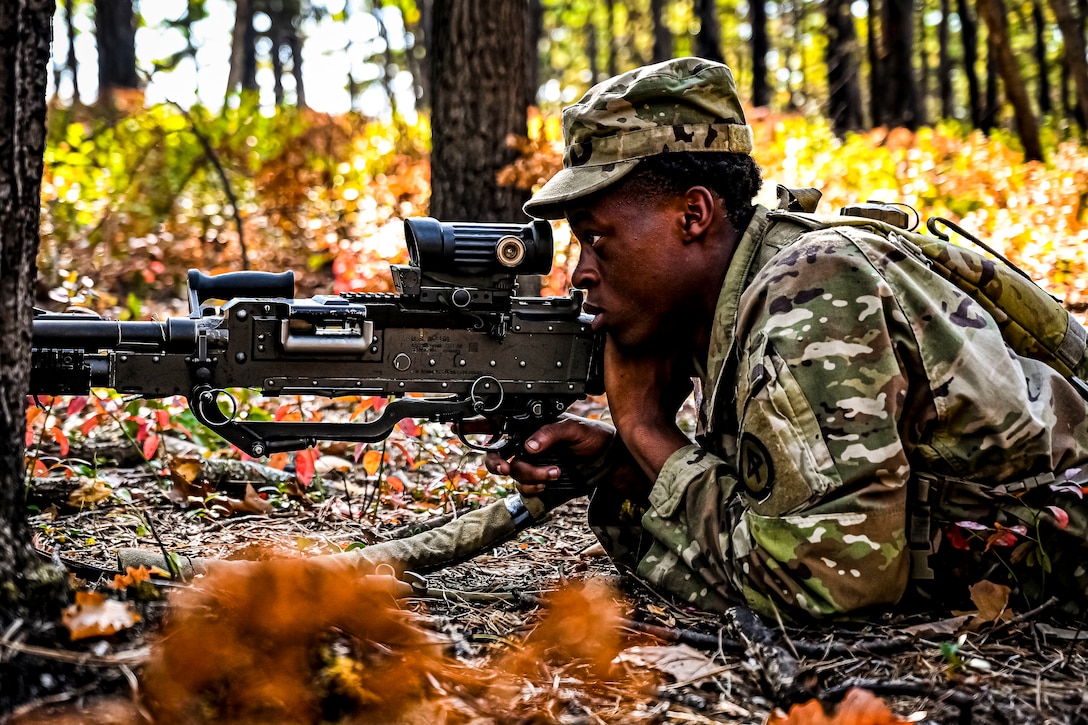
65, 0, 79, 103
958, 0, 983, 126
916, 5, 929, 126
826, 0, 864, 133
405, 0, 432, 113
695, 0, 725, 63
429, 0, 529, 222
881, 0, 919, 128
978, 0, 1044, 159
651, 0, 673, 63
752, 0, 770, 107
0, 0, 65, 656
587, 18, 600, 83
982, 28, 999, 131
526, 0, 543, 110
1033, 0, 1051, 115
226, 0, 258, 100
605, 0, 617, 78
94, 0, 138, 97
938, 0, 953, 118
868, 0, 883, 126
1049, 0, 1088, 132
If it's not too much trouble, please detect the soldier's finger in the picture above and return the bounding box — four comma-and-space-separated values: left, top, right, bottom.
522, 418, 589, 453
516, 482, 547, 496
506, 458, 561, 483
484, 451, 509, 476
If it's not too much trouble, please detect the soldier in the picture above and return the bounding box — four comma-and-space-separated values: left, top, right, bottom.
485, 57, 1088, 618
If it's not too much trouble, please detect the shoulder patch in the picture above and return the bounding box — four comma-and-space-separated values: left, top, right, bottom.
739, 432, 774, 500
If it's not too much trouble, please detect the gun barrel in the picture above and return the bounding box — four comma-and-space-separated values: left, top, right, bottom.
32, 318, 204, 352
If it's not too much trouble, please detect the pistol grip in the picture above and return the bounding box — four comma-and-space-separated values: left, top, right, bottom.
520, 450, 587, 499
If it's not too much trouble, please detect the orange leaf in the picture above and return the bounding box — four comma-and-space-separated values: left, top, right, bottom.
350, 399, 373, 420
768, 688, 908, 724
26, 406, 44, 428
33, 459, 49, 478
50, 427, 70, 456
268, 452, 289, 471
62, 591, 142, 641
390, 440, 415, 469
362, 449, 386, 476
143, 434, 160, 460
387, 475, 405, 493
296, 448, 317, 486
397, 418, 421, 437
109, 566, 153, 591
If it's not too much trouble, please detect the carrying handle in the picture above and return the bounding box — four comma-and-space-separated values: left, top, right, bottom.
187, 269, 295, 314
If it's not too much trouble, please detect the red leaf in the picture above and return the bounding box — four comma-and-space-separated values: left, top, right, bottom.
80, 415, 101, 437
50, 427, 70, 456
390, 440, 415, 469
296, 448, 317, 486
67, 396, 89, 417
985, 530, 1018, 550
946, 525, 972, 551
1047, 505, 1070, 530
33, 459, 49, 478
143, 434, 160, 460
397, 418, 421, 437
154, 409, 171, 429
353, 441, 366, 463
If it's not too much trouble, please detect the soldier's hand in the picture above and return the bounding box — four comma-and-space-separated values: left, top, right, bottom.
603, 338, 693, 480
485, 415, 614, 497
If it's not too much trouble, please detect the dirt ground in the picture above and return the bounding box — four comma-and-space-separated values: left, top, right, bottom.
5, 447, 1088, 724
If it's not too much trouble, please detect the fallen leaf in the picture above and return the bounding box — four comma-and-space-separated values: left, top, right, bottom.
901, 615, 971, 639
110, 565, 154, 591
167, 457, 214, 502
768, 687, 910, 724
63, 591, 142, 640
969, 580, 1013, 625
615, 644, 722, 685
207, 483, 274, 516
68, 476, 112, 507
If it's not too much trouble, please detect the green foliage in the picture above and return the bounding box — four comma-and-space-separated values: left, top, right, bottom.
40, 97, 430, 312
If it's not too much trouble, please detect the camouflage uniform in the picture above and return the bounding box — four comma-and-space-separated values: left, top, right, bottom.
524, 58, 1088, 619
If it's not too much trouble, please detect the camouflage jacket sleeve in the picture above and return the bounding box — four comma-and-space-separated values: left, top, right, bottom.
638, 227, 933, 618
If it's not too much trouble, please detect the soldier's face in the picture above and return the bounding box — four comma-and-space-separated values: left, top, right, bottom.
566, 183, 701, 352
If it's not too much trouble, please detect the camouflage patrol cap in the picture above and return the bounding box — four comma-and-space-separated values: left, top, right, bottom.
524, 57, 753, 219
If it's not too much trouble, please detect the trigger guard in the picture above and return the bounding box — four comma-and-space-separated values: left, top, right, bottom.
455, 426, 511, 453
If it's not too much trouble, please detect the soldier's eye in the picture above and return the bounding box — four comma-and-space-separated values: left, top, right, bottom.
582, 232, 603, 248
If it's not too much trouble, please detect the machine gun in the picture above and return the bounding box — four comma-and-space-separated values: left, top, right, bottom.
31, 218, 604, 486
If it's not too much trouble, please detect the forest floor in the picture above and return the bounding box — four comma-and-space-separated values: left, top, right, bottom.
5, 429, 1088, 724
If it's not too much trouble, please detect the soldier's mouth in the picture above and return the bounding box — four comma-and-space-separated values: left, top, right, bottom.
582, 303, 605, 330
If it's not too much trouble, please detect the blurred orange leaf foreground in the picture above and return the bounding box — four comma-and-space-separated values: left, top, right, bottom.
768, 688, 910, 725
134, 556, 636, 723
62, 591, 142, 641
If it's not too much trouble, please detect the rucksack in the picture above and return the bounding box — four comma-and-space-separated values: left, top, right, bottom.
767, 185, 1088, 402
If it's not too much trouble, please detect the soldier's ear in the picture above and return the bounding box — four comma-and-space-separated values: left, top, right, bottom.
680, 186, 715, 242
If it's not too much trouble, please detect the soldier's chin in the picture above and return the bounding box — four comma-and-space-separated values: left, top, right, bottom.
609, 328, 665, 356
